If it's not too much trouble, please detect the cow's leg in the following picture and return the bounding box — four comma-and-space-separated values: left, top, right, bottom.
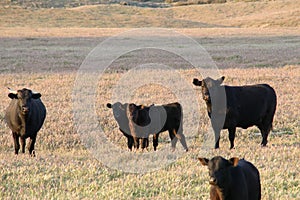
153, 133, 159, 151
28, 136, 36, 157
141, 137, 149, 150
122, 131, 133, 151
212, 127, 221, 149
20, 137, 26, 153
133, 136, 139, 150
12, 132, 20, 155
228, 127, 236, 149
176, 125, 188, 151
261, 130, 268, 147
259, 125, 271, 147
127, 136, 134, 151
169, 129, 178, 151
260, 128, 268, 147
260, 116, 273, 146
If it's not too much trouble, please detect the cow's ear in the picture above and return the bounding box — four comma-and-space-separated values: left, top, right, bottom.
198, 157, 209, 166
229, 157, 239, 167
107, 103, 112, 108
8, 93, 18, 99
32, 93, 41, 99
217, 76, 225, 85
193, 78, 202, 86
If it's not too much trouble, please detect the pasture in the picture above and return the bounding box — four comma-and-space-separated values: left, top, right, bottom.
0, 39, 299, 199
0, 0, 300, 199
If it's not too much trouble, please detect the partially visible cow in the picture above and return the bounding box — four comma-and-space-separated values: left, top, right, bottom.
107, 102, 149, 151
193, 76, 277, 149
107, 102, 188, 152
198, 156, 261, 200
5, 88, 46, 156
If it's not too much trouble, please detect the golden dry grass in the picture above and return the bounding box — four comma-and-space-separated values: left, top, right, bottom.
0, 0, 299, 199
0, 66, 299, 199
0, 0, 299, 38
0, 0, 298, 28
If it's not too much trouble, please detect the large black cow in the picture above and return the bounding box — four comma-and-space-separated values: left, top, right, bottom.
5, 88, 46, 156
107, 102, 188, 152
198, 156, 261, 200
193, 76, 277, 149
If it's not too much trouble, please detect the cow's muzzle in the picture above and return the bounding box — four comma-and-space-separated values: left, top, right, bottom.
22, 106, 29, 114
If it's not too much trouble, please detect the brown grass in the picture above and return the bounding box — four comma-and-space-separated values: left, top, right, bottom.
0, 66, 299, 199
0, 0, 299, 198
0, 0, 299, 38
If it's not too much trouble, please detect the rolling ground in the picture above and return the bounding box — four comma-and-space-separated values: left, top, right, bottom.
0, 0, 299, 199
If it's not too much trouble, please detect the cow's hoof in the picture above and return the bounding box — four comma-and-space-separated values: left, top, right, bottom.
30, 150, 36, 157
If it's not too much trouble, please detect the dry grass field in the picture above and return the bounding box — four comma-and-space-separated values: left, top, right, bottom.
0, 0, 300, 199
0, 67, 299, 199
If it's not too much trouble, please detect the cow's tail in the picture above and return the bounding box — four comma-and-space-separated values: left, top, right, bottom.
173, 129, 181, 140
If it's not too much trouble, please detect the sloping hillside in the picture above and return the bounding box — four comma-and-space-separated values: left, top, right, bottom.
0, 0, 299, 28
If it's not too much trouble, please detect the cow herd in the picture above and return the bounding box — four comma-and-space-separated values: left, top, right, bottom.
5, 76, 277, 200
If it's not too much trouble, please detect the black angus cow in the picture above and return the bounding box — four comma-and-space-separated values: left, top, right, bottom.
127, 102, 188, 152
107, 102, 188, 152
5, 88, 46, 156
193, 76, 277, 149
199, 156, 261, 200
107, 102, 149, 151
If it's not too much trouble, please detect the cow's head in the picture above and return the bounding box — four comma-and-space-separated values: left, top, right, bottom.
128, 103, 140, 120
107, 102, 146, 134
107, 102, 143, 121
8, 88, 41, 115
198, 156, 239, 187
107, 102, 128, 122
128, 103, 149, 125
107, 102, 131, 135
193, 76, 225, 104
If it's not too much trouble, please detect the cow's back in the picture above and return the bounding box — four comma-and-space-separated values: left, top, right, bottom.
162, 102, 182, 131
225, 84, 276, 128
238, 159, 261, 200
163, 103, 182, 122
